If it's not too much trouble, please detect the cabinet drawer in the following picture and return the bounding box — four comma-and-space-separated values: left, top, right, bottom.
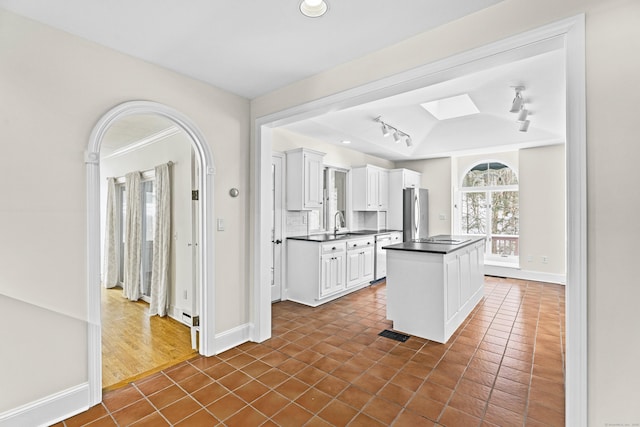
321, 242, 346, 254
346, 237, 374, 250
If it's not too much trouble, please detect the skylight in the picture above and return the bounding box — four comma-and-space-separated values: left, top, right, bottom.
420, 94, 479, 120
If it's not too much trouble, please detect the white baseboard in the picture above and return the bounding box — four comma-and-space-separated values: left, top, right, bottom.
168, 305, 194, 327
0, 383, 90, 427
214, 323, 252, 355
484, 265, 566, 285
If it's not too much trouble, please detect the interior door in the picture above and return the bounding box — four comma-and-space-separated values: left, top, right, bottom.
271, 154, 284, 301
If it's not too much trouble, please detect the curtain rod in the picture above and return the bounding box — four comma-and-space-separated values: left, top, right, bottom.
106, 161, 174, 181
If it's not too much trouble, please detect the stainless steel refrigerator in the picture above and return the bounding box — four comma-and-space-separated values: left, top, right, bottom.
403, 188, 429, 241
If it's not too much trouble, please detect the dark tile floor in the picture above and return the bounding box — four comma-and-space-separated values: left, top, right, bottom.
57, 277, 565, 426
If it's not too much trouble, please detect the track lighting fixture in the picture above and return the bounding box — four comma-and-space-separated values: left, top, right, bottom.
517, 108, 528, 122
374, 116, 412, 148
509, 86, 525, 113
509, 86, 531, 132
405, 136, 413, 147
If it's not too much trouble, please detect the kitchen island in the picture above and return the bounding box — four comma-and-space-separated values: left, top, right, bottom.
384, 235, 485, 343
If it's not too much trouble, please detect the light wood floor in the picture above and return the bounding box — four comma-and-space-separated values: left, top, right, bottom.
101, 287, 197, 390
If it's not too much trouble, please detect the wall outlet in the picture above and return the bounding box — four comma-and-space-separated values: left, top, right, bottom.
183, 290, 188, 299
527, 255, 533, 262
541, 256, 548, 264
217, 218, 224, 231
439, 214, 447, 220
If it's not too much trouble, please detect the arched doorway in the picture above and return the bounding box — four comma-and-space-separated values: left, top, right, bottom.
85, 101, 216, 405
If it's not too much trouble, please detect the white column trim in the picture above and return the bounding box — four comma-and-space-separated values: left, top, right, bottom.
564, 14, 588, 427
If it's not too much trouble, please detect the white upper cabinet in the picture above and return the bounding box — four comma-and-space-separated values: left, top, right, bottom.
403, 169, 421, 189
387, 168, 422, 230
286, 148, 325, 210
352, 165, 389, 211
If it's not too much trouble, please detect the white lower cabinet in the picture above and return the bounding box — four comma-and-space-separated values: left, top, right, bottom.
320, 250, 345, 297
287, 236, 374, 307
346, 237, 374, 288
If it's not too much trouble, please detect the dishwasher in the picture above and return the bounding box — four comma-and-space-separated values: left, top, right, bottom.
374, 233, 392, 280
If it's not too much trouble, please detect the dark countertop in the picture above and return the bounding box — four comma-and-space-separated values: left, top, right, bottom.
288, 229, 402, 242
383, 235, 485, 254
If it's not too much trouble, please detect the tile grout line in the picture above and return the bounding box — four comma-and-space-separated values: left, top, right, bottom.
280, 288, 413, 425
448, 280, 517, 424
464, 280, 529, 424
380, 281, 505, 424
528, 282, 548, 425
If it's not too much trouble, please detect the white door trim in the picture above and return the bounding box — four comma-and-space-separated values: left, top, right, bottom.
271, 152, 285, 302
253, 15, 587, 425
85, 100, 217, 406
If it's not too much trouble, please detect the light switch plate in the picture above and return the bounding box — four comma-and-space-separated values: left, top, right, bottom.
217, 218, 224, 231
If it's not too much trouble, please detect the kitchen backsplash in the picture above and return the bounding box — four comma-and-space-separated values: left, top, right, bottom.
285, 211, 308, 236
285, 210, 389, 238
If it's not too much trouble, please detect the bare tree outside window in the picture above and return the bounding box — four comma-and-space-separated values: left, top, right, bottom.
460, 162, 519, 260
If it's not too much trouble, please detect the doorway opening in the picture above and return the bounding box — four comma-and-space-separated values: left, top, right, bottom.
99, 114, 199, 389
254, 16, 586, 425
86, 101, 217, 405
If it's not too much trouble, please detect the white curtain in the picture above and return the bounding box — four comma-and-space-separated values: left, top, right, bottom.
123, 171, 142, 301
150, 163, 171, 317
102, 178, 118, 288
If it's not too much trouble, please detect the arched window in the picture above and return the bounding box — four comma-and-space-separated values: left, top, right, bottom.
459, 162, 519, 263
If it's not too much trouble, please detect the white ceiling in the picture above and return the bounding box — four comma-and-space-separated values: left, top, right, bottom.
100, 114, 179, 156
283, 45, 566, 161
1, 0, 566, 160
0, 0, 504, 99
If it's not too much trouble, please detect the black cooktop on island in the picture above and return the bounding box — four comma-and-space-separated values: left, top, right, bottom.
384, 235, 484, 254
413, 237, 471, 245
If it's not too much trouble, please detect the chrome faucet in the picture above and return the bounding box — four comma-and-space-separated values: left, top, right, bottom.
334, 211, 346, 235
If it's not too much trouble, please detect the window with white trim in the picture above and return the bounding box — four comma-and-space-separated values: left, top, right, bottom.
458, 162, 519, 264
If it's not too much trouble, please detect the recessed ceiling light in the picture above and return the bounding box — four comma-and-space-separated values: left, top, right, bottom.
341, 140, 351, 144
420, 94, 480, 120
300, 0, 328, 18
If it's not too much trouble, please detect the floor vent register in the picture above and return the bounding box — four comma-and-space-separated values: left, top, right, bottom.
378, 329, 410, 342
